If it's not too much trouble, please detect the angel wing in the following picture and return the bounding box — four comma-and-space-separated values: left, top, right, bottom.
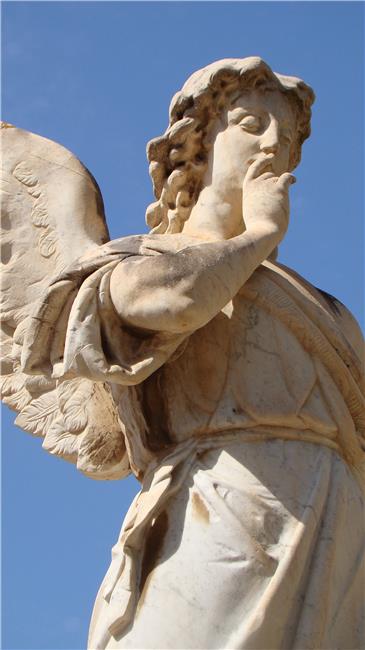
0, 122, 130, 480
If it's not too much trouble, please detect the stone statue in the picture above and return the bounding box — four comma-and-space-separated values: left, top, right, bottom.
1, 57, 364, 650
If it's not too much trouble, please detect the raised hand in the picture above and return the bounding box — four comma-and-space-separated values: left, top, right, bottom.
242, 152, 296, 241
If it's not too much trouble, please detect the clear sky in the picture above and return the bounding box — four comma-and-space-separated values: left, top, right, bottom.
2, 2, 364, 649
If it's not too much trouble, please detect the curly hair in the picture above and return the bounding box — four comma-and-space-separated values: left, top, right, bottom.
146, 57, 315, 234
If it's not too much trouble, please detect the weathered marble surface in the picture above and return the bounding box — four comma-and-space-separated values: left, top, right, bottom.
1, 57, 364, 649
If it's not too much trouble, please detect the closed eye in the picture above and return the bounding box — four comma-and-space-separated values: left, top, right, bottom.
238, 114, 261, 133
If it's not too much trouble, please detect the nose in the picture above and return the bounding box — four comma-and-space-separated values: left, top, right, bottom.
259, 121, 280, 155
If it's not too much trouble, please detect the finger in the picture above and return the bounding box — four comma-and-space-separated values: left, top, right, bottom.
259, 172, 276, 181
276, 173, 296, 190
244, 154, 274, 182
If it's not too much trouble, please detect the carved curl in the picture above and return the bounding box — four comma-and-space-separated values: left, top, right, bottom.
146, 57, 315, 234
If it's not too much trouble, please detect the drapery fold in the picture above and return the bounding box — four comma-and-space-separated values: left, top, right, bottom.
18, 234, 364, 648
89, 438, 365, 649
21, 235, 364, 472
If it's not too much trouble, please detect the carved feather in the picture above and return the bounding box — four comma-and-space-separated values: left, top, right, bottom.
1, 124, 130, 480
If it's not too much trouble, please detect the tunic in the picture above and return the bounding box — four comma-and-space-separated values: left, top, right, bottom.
23, 234, 365, 649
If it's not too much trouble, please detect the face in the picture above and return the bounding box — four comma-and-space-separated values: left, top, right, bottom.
183, 87, 298, 240
206, 88, 297, 195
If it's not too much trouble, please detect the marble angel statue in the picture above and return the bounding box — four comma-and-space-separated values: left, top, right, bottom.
1, 57, 364, 650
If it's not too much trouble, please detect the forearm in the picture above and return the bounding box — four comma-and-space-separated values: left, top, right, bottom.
110, 225, 280, 334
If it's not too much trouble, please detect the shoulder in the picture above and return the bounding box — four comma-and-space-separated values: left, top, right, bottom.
264, 260, 364, 361
316, 288, 364, 361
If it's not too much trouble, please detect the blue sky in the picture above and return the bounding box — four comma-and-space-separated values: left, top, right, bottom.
2, 2, 364, 649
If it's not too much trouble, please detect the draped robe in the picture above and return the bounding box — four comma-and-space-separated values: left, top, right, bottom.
23, 234, 365, 650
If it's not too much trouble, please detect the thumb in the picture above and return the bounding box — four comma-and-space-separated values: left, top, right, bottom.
277, 173, 296, 191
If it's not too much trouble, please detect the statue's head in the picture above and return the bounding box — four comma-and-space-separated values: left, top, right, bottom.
146, 57, 315, 235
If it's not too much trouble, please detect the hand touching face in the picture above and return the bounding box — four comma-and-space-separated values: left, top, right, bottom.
184, 88, 297, 241
209, 88, 296, 192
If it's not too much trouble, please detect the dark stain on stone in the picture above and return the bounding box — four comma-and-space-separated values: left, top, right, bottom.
1, 242, 12, 264
138, 510, 168, 607
196, 449, 210, 462
192, 491, 210, 524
